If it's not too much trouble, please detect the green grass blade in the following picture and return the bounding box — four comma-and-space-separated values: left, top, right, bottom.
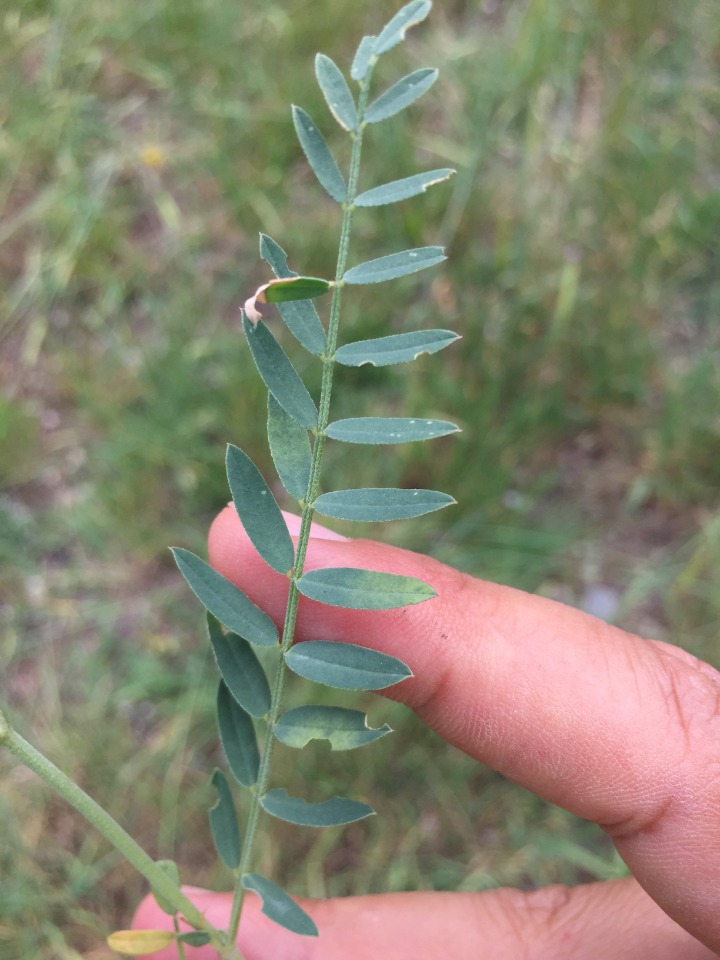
207, 615, 271, 719
313, 487, 455, 521
334, 329, 459, 366
208, 769, 241, 870
350, 35, 377, 82
226, 443, 295, 574
354, 168, 455, 207
292, 105, 346, 203
171, 548, 279, 647
296, 567, 436, 609
325, 416, 459, 444
274, 705, 391, 750
243, 314, 318, 430
259, 234, 327, 355
216, 681, 260, 788
260, 788, 374, 827
343, 246, 445, 284
373, 0, 432, 56
315, 54, 358, 132
242, 874, 318, 937
285, 640, 412, 690
365, 68, 438, 124
267, 394, 312, 501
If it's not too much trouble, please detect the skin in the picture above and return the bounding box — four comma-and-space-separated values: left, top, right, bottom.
134, 508, 720, 958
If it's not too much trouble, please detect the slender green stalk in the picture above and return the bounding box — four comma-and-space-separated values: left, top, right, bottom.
225, 63, 376, 945
0, 708, 242, 960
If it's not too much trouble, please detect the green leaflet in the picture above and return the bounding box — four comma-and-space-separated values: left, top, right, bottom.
217, 681, 260, 788
242, 874, 318, 937
292, 105, 346, 203
285, 641, 411, 691
208, 769, 241, 870
313, 487, 455, 522
297, 567, 435, 609
285, 641, 411, 690
177, 932, 212, 947
267, 394, 312, 501
334, 329, 459, 366
207, 615, 271, 718
373, 0, 432, 56
261, 276, 332, 306
315, 53, 358, 131
350, 35, 377, 82
343, 246, 446, 284
259, 233, 293, 277
243, 314, 318, 430
354, 169, 455, 207
274, 705, 391, 750
152, 860, 180, 916
171, 548, 278, 647
366, 69, 438, 124
260, 788, 374, 827
325, 416, 460, 444
226, 443, 294, 575
259, 234, 327, 356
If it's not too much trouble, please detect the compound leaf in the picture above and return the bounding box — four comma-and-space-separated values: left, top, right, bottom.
343, 246, 445, 284
208, 615, 271, 718
267, 394, 312, 501
355, 168, 455, 207
243, 314, 318, 430
366, 68, 438, 124
172, 548, 278, 647
217, 681, 260, 788
208, 768, 241, 869
325, 417, 459, 444
285, 641, 412, 690
373, 0, 432, 56
297, 567, 435, 609
177, 932, 212, 947
334, 329, 459, 367
315, 54, 358, 131
313, 487, 455, 522
275, 705, 391, 750
226, 443, 294, 575
242, 874, 318, 937
292, 105, 346, 203
260, 788, 374, 827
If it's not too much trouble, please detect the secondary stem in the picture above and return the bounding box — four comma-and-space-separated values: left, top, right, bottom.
226, 66, 375, 945
0, 709, 241, 960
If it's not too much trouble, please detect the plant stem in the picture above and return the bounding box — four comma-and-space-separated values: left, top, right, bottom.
226, 66, 375, 945
0, 708, 242, 959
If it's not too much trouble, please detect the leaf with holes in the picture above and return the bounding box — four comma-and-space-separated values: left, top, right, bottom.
275, 705, 391, 750
261, 788, 374, 827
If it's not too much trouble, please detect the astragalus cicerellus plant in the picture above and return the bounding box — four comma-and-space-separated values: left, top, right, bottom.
0, 3, 459, 957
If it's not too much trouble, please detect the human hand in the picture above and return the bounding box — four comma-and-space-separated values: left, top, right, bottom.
134, 508, 720, 958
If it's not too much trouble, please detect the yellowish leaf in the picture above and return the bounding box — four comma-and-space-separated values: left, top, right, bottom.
107, 929, 175, 955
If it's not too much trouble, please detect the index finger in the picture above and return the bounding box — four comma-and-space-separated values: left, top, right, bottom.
209, 506, 720, 953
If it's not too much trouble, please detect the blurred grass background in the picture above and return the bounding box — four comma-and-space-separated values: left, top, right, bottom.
1, 0, 719, 955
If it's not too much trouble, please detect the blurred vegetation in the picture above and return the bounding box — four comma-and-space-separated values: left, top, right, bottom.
1, 0, 719, 955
